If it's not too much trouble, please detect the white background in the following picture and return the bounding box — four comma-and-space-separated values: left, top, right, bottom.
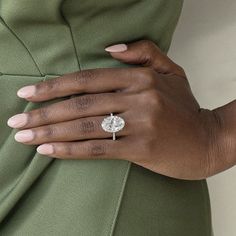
169, 1, 236, 235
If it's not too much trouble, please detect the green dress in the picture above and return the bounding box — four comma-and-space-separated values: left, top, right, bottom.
0, 0, 213, 235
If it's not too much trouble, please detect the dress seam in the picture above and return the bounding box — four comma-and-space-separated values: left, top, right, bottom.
60, 1, 82, 72
0, 17, 43, 76
108, 161, 132, 236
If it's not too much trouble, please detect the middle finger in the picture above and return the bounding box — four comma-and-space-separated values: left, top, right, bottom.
8, 92, 131, 129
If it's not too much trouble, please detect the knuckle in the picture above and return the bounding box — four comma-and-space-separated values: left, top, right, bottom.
37, 78, 61, 92
140, 40, 158, 62
141, 89, 161, 108
140, 39, 156, 51
149, 90, 161, 106
37, 107, 50, 121
139, 110, 157, 132
26, 111, 34, 126
71, 95, 96, 111
146, 116, 157, 131
42, 125, 56, 138
74, 69, 97, 85
64, 144, 73, 157
87, 142, 106, 157
79, 120, 97, 134
138, 68, 157, 88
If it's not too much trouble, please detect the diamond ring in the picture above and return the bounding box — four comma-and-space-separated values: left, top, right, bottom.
101, 113, 125, 140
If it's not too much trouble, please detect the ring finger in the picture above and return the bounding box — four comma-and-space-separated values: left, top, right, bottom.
14, 113, 129, 145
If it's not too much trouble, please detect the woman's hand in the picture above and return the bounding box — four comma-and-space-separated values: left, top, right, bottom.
7, 40, 234, 180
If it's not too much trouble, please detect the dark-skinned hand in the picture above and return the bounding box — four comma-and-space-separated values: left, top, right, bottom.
7, 40, 235, 180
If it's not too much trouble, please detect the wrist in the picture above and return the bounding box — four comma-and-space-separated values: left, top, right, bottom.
201, 106, 236, 177
213, 104, 236, 167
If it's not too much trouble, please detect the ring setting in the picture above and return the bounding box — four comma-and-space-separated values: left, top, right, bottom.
101, 113, 125, 140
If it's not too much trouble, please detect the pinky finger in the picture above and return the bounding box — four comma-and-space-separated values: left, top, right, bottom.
36, 139, 125, 160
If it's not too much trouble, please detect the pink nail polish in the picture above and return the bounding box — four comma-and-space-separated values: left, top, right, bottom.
14, 130, 34, 143
37, 144, 54, 155
17, 85, 36, 98
7, 113, 28, 128
105, 44, 128, 52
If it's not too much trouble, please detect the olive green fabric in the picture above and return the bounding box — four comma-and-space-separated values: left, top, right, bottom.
0, 1, 213, 235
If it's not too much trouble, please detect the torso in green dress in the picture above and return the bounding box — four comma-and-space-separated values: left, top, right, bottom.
0, 1, 213, 235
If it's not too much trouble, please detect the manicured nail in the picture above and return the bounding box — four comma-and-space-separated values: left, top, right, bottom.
37, 144, 54, 155
17, 85, 36, 98
14, 130, 34, 143
105, 44, 128, 52
7, 113, 28, 128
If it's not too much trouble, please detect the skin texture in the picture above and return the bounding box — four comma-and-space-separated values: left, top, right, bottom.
7, 40, 236, 180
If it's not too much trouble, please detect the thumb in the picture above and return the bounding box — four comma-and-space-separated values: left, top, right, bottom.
105, 40, 186, 78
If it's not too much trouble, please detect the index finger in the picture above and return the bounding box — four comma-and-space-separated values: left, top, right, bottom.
16, 68, 136, 102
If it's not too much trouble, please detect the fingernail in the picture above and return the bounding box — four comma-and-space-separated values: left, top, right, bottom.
105, 44, 128, 52
14, 130, 34, 143
17, 85, 36, 98
7, 113, 28, 128
37, 144, 54, 155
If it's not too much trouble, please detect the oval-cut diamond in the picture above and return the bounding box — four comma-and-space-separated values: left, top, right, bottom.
101, 114, 125, 133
